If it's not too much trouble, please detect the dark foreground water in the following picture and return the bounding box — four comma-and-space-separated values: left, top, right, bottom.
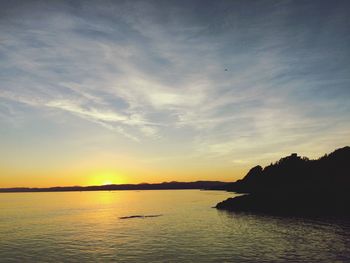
1, 190, 350, 262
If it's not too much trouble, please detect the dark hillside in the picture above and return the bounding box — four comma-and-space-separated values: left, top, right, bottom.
216, 147, 350, 215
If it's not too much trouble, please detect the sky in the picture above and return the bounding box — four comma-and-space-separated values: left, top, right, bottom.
1, 0, 350, 187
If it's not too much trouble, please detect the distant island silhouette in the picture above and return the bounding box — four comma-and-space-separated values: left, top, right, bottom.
0, 181, 227, 193
216, 146, 350, 215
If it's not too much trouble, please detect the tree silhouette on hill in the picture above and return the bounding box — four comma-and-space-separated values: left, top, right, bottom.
216, 146, 350, 215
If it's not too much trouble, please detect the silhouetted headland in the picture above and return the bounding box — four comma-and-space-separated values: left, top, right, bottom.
216, 146, 350, 215
0, 181, 227, 193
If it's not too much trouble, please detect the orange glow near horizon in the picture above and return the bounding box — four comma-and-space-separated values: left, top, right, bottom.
0, 146, 337, 188
87, 170, 126, 186
0, 164, 242, 188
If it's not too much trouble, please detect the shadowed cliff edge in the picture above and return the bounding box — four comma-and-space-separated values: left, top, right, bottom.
216, 146, 350, 215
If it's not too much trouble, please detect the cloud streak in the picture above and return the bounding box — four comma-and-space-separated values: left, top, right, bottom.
1, 0, 350, 172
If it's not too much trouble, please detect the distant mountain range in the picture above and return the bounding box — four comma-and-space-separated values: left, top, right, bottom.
0, 181, 227, 193
216, 146, 350, 215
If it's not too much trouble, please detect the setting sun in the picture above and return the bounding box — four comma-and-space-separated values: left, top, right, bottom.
88, 170, 125, 186
102, 180, 113, 186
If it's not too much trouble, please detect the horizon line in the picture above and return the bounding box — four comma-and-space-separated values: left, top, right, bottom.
0, 180, 229, 193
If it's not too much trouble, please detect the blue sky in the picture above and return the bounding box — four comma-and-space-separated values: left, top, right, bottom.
1, 0, 350, 186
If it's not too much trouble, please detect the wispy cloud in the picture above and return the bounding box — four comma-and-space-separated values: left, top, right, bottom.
1, 0, 350, 171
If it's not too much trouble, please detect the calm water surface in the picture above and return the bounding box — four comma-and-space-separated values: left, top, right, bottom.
1, 190, 350, 262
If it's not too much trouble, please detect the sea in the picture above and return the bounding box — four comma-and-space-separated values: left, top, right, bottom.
1, 190, 349, 262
